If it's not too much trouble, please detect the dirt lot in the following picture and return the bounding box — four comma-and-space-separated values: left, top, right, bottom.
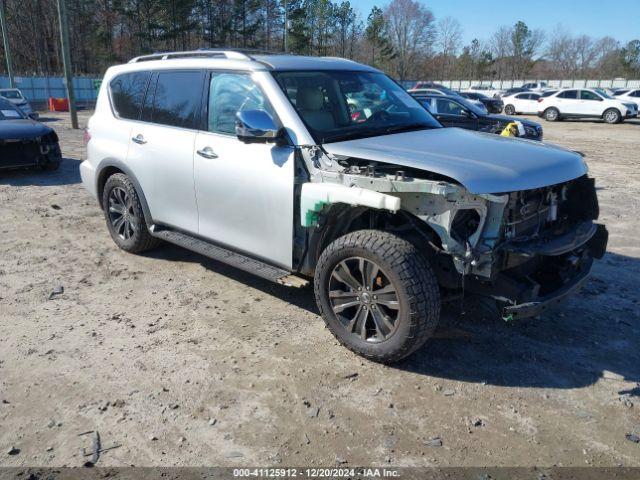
1, 112, 639, 468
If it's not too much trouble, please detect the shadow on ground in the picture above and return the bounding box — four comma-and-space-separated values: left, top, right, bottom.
148, 243, 640, 392
0, 157, 81, 186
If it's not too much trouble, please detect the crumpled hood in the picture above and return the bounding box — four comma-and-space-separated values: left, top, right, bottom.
0, 120, 52, 141
323, 128, 587, 194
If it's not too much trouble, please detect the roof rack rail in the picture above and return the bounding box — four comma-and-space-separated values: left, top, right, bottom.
128, 50, 253, 64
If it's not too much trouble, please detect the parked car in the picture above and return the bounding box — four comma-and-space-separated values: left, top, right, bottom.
502, 92, 542, 115
459, 91, 503, 113
462, 84, 505, 98
538, 88, 638, 123
0, 88, 38, 119
81, 51, 607, 363
412, 93, 543, 140
500, 87, 531, 97
408, 87, 487, 112
613, 88, 640, 109
521, 82, 550, 93
0, 97, 61, 170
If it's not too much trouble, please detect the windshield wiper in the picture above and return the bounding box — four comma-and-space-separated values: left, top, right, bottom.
383, 123, 433, 135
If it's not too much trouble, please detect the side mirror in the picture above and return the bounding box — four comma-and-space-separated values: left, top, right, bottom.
235, 110, 283, 144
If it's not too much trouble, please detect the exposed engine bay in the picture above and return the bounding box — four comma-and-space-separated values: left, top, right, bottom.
298, 146, 608, 318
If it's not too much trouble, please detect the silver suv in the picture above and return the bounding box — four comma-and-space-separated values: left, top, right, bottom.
81, 50, 608, 363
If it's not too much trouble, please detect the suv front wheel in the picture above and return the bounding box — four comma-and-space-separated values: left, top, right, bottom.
603, 108, 621, 124
314, 230, 440, 363
102, 173, 160, 253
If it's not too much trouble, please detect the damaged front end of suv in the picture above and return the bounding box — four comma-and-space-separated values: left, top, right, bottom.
296, 128, 607, 320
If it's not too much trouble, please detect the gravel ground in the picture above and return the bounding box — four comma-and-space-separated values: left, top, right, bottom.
1, 111, 639, 467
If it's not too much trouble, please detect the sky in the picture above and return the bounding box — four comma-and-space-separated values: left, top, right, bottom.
350, 0, 640, 46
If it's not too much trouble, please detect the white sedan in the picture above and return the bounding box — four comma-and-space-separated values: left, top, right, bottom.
502, 92, 542, 115
613, 88, 640, 109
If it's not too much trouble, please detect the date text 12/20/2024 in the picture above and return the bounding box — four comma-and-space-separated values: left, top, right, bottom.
233, 468, 401, 478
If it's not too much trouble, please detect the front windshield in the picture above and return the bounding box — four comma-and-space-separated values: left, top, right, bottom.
594, 88, 613, 99
0, 89, 23, 100
272, 71, 441, 144
455, 96, 486, 116
0, 99, 25, 120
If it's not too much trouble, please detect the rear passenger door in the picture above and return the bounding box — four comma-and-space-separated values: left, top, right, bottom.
193, 71, 295, 268
555, 89, 579, 115
128, 70, 205, 233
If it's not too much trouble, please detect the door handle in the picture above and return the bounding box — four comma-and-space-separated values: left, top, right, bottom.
197, 146, 218, 159
131, 134, 147, 145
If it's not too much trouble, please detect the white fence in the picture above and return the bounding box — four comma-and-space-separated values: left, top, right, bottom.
402, 79, 640, 90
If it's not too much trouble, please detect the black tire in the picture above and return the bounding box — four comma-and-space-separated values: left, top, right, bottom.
102, 173, 160, 253
504, 104, 516, 115
41, 161, 60, 171
603, 108, 621, 124
544, 107, 560, 122
314, 230, 441, 363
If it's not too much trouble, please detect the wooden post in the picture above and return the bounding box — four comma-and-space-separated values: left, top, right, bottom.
56, 0, 78, 129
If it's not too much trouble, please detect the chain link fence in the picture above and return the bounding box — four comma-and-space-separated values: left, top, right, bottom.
0, 75, 101, 109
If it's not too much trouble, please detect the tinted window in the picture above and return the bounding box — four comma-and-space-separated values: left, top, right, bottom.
516, 93, 529, 99
530, 94, 541, 100
435, 98, 466, 115
558, 90, 578, 99
207, 73, 275, 135
110, 72, 150, 120
580, 90, 601, 101
151, 71, 203, 129
632, 90, 640, 98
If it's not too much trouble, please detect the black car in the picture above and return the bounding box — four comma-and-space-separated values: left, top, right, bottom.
0, 98, 61, 170
412, 93, 543, 141
459, 91, 504, 113
501, 87, 531, 97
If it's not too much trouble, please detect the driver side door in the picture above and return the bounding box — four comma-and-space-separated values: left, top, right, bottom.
432, 98, 478, 130
193, 71, 295, 268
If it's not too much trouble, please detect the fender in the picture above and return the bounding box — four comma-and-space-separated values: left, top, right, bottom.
95, 158, 154, 227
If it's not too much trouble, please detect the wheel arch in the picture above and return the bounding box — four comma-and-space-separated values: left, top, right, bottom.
96, 159, 153, 226
304, 205, 443, 275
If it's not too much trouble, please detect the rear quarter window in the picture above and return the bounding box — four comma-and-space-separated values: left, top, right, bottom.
109, 71, 151, 120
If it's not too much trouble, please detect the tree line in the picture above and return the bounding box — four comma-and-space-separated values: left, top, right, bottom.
1, 0, 639, 81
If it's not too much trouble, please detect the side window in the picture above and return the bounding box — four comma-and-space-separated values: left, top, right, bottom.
151, 71, 203, 129
531, 94, 541, 100
436, 98, 465, 116
632, 90, 640, 98
580, 90, 601, 101
110, 71, 150, 120
558, 90, 578, 99
516, 93, 528, 99
207, 73, 275, 135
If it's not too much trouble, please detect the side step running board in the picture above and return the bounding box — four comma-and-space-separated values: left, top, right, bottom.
152, 229, 309, 288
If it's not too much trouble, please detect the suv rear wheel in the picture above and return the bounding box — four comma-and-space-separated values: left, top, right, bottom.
314, 230, 440, 363
102, 173, 160, 253
543, 107, 560, 122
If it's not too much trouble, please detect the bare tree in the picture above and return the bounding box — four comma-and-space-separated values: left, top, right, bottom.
383, 0, 435, 80
434, 16, 461, 78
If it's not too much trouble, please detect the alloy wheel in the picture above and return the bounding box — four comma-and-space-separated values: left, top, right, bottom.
605, 110, 619, 123
108, 187, 137, 240
328, 257, 400, 343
